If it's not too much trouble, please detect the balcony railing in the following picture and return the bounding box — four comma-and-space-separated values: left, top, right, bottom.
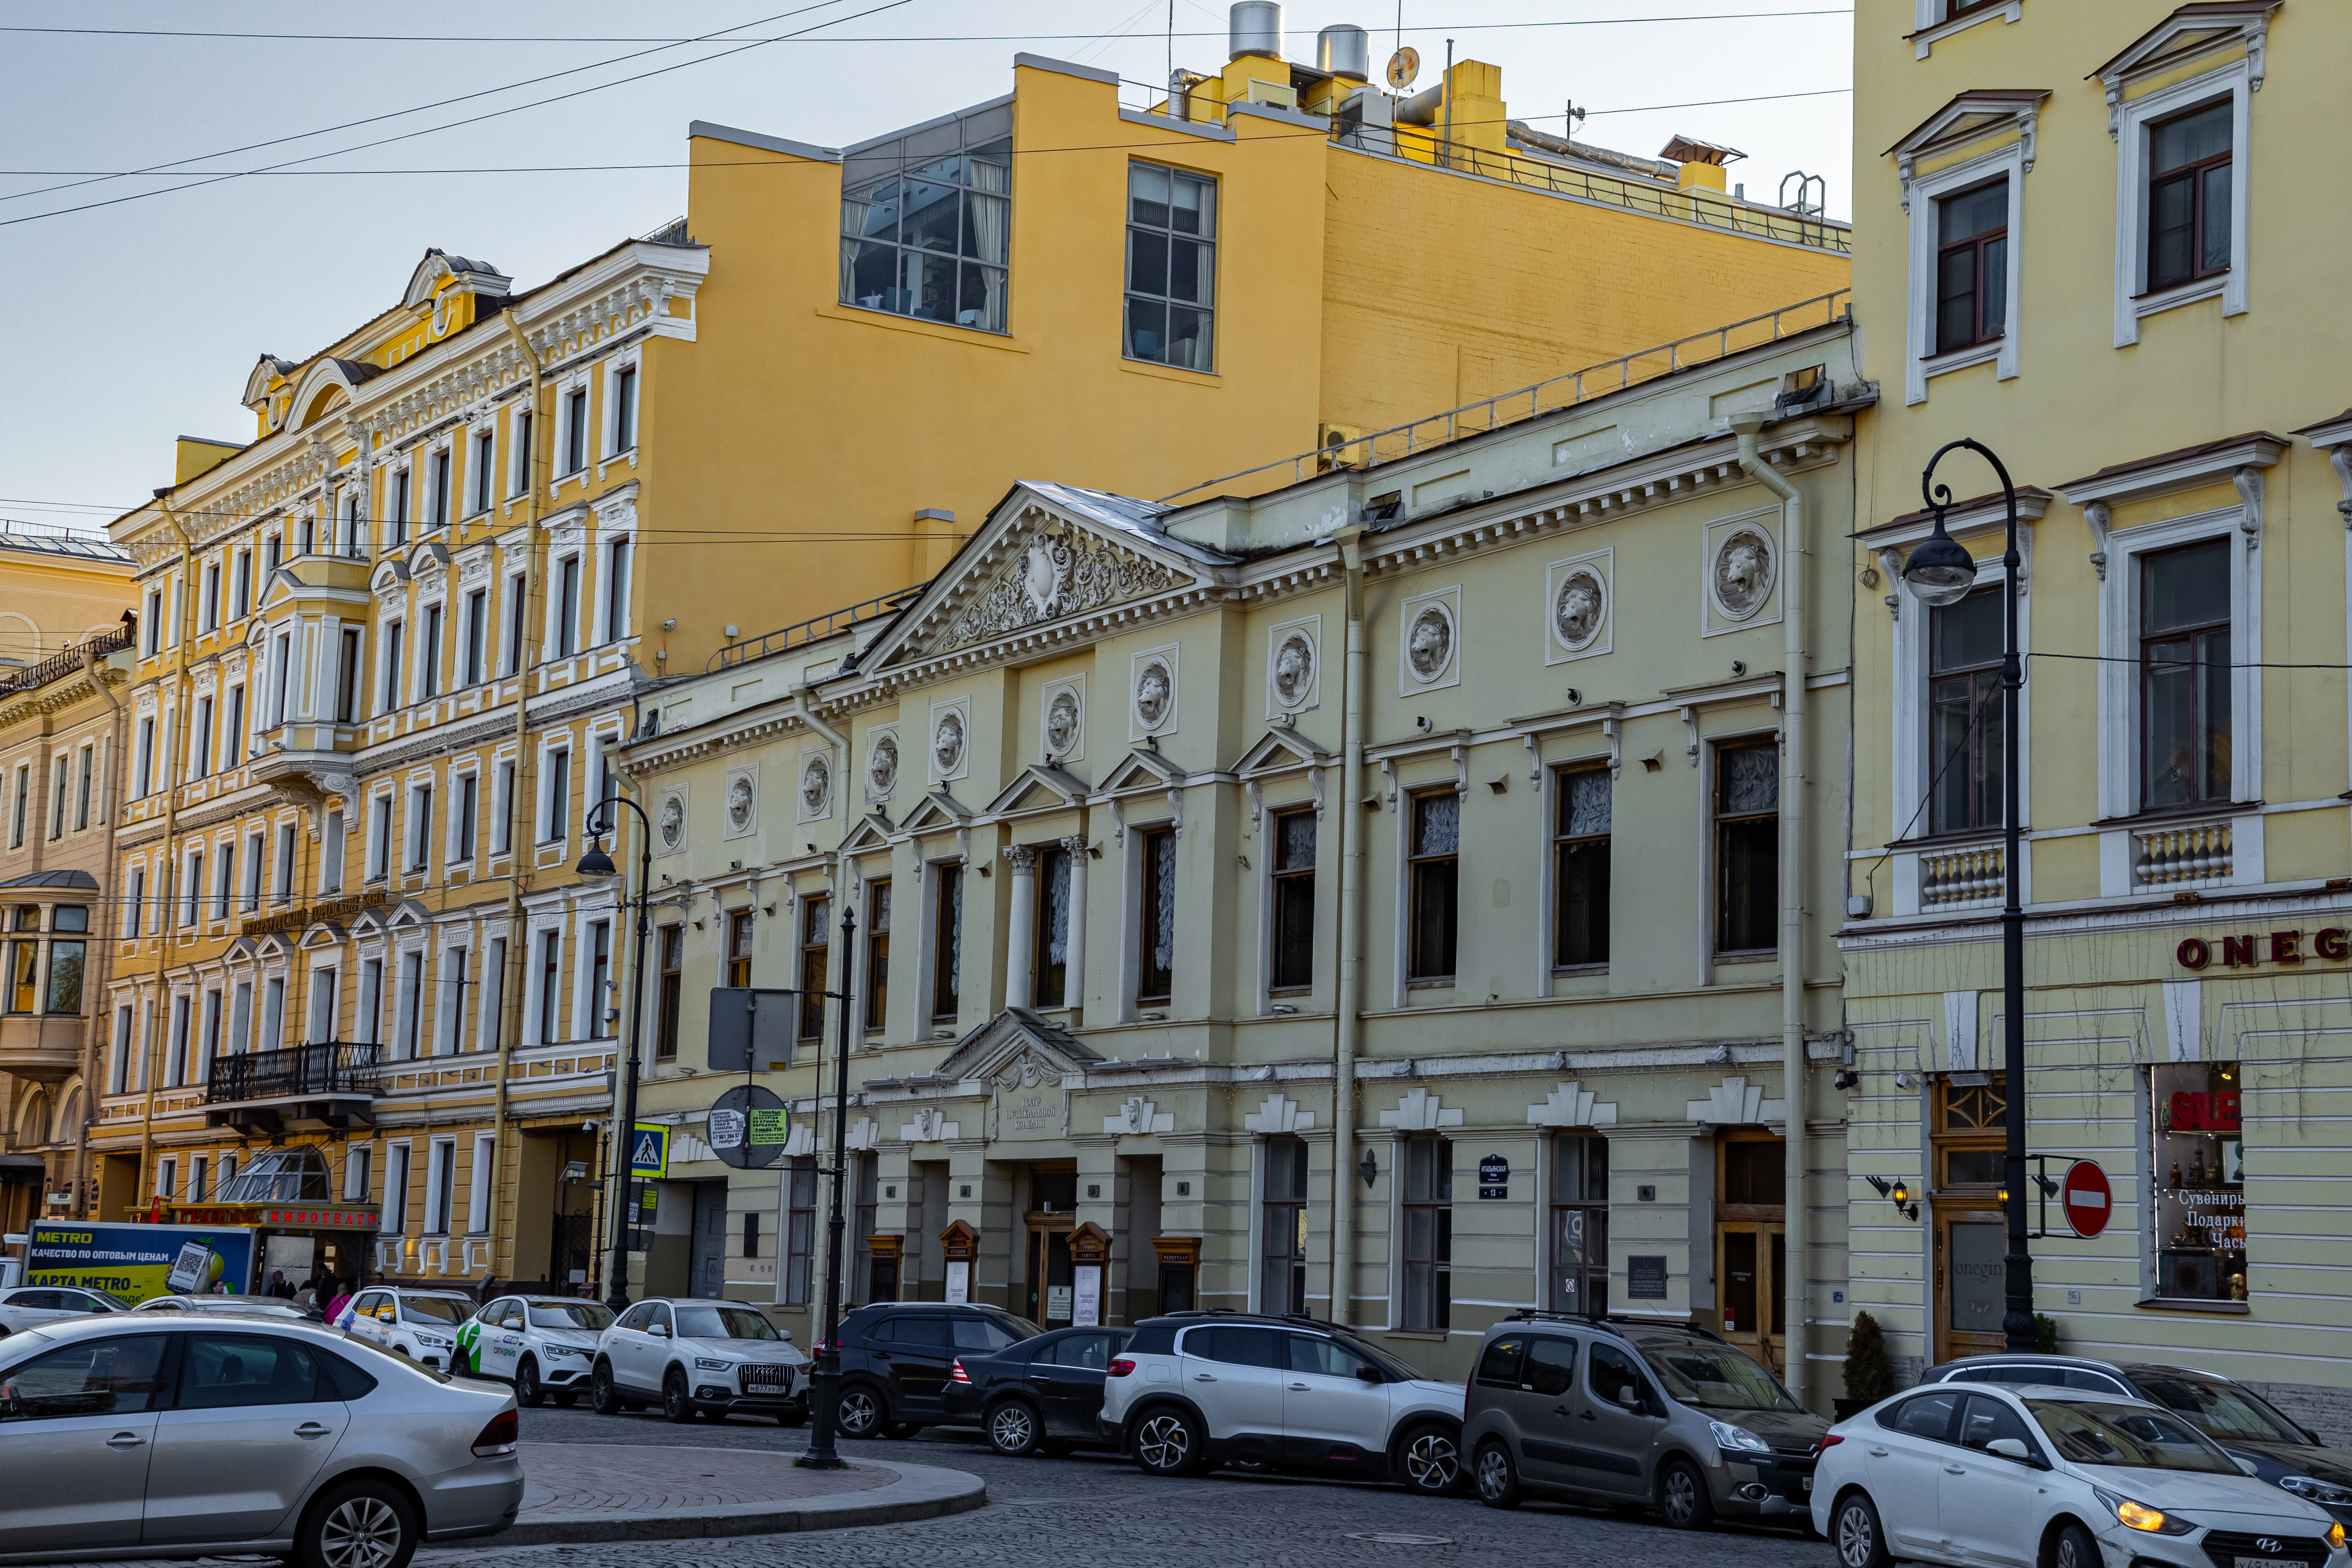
206, 1042, 382, 1105
1920, 844, 2004, 908
711, 584, 928, 674
0, 624, 135, 698
2134, 819, 2234, 889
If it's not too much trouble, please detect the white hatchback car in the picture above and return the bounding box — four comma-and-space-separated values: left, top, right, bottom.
456, 1295, 614, 1407
0, 1285, 128, 1335
1816, 1382, 2351, 1568
591, 1298, 808, 1424
336, 1287, 477, 1372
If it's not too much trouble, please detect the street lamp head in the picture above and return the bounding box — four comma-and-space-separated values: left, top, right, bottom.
1902, 517, 1978, 607
575, 840, 619, 880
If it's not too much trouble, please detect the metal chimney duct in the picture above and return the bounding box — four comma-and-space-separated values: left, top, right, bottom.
1315, 24, 1370, 81
1229, 1, 1283, 61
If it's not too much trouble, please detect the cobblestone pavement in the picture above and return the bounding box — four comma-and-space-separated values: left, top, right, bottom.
515, 1440, 894, 1515
402, 1405, 1835, 1568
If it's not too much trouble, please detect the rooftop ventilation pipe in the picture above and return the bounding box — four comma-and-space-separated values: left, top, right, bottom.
1316, 24, 1370, 81
1229, 1, 1283, 61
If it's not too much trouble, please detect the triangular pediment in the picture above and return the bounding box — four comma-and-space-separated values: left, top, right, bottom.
385, 897, 434, 931
253, 932, 293, 961
1236, 726, 1331, 778
1100, 748, 1186, 797
984, 765, 1089, 820
1885, 89, 2049, 163
933, 1007, 1103, 1084
839, 812, 894, 855
898, 788, 973, 837
2093, 2, 2276, 90
223, 935, 261, 967
864, 485, 1227, 672
348, 906, 389, 937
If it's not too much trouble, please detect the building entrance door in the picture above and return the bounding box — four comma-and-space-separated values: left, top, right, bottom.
1025, 1224, 1075, 1327
689, 1181, 727, 1300
1715, 1130, 1787, 1376
1929, 1072, 2010, 1363
1934, 1209, 2008, 1361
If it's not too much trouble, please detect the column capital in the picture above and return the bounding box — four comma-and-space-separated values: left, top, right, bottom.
1003, 844, 1036, 875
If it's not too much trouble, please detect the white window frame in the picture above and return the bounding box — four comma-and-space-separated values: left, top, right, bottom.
491, 756, 516, 856
394, 945, 426, 1060
449, 766, 480, 865
366, 789, 395, 881
541, 744, 572, 845
1911, 0, 2023, 59
467, 1130, 496, 1234
603, 352, 642, 460
356, 957, 384, 1047
307, 959, 339, 1042
572, 907, 616, 1044
508, 404, 534, 498
407, 780, 434, 873
385, 1140, 412, 1232
468, 425, 496, 518
596, 530, 634, 645
1903, 141, 2028, 405
437, 939, 471, 1053
2110, 61, 2253, 347
345, 1142, 374, 1203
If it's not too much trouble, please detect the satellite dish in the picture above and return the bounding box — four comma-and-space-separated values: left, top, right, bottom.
1385, 46, 1419, 91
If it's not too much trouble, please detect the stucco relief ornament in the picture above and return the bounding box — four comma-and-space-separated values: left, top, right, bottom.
800, 755, 831, 817
1134, 660, 1172, 729
1406, 606, 1454, 682
1713, 528, 1776, 619
1045, 691, 1080, 757
868, 733, 899, 796
938, 522, 1184, 652
932, 710, 966, 774
1272, 633, 1313, 708
726, 776, 755, 833
658, 795, 685, 851
1554, 569, 1605, 650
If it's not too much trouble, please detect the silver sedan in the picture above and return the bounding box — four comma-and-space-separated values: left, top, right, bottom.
0, 1312, 522, 1567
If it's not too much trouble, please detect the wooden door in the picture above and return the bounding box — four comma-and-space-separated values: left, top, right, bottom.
1025, 1223, 1075, 1328
1933, 1205, 2009, 1363
1715, 1221, 1786, 1375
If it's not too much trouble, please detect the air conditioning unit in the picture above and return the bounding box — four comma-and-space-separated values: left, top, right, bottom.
1245, 78, 1300, 111
1317, 424, 1369, 471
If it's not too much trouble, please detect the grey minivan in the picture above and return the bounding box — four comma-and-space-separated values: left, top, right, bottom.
1464, 1312, 1828, 1529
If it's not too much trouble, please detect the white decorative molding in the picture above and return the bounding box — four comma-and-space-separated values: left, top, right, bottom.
784, 1123, 816, 1158
1527, 1081, 1619, 1128
846, 1115, 879, 1152
1686, 1075, 1786, 1126
900, 1107, 960, 1143
1378, 1086, 1463, 1132
1106, 1095, 1177, 1135
1241, 1093, 1315, 1135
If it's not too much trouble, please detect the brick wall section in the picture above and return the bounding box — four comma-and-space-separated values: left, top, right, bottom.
2249, 1381, 2352, 1449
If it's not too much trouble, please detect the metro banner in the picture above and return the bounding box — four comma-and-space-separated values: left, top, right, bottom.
25, 1221, 259, 1306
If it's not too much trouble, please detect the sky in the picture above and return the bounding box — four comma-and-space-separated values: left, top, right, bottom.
0, 1, 1854, 534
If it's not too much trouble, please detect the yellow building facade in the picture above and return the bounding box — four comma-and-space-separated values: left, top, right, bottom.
95, 31, 1847, 1302
1843, 0, 2352, 1432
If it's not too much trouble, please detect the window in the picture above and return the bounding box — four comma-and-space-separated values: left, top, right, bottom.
381, 619, 404, 711
603, 538, 630, 643
493, 760, 515, 854
182, 851, 202, 926
430, 1140, 456, 1233
798, 896, 830, 1040
481, 938, 504, 1056
341, 490, 362, 557
461, 590, 487, 686
397, 952, 424, 1058
1936, 179, 2008, 354
309, 964, 339, 1043
408, 785, 432, 873
851, 1155, 878, 1304
2148, 101, 2231, 293
143, 589, 162, 655
1401, 1136, 1453, 1332
471, 428, 495, 515
510, 410, 532, 497
2141, 538, 2231, 811
503, 572, 526, 675
356, 959, 382, 1046
46, 907, 86, 1014
429, 450, 451, 530
213, 842, 234, 919
542, 749, 570, 843
232, 551, 252, 620
126, 868, 144, 938
1269, 808, 1315, 991
555, 556, 580, 658
419, 604, 443, 698
225, 684, 245, 765
537, 930, 561, 1042
1137, 828, 1175, 1004
272, 823, 293, 903
1035, 847, 1071, 1008
563, 389, 588, 475
298, 514, 314, 557
346, 1144, 372, 1202
201, 562, 220, 631
368, 795, 392, 881
587, 921, 611, 1037
743, 1210, 760, 1263
1124, 162, 1216, 370
611, 366, 637, 453
5, 931, 33, 1013
1929, 587, 2006, 834
784, 1158, 816, 1305
133, 718, 153, 798
931, 863, 962, 1021
455, 772, 478, 863
48, 755, 65, 840
189, 1155, 208, 1203
335, 629, 361, 723
839, 129, 1010, 333
2152, 1061, 2245, 1303
1407, 792, 1459, 983
321, 810, 344, 894
865, 880, 890, 1029
1714, 742, 1778, 954
390, 469, 409, 547
386, 1143, 410, 1230
190, 696, 213, 779
0, 1335, 171, 1421
723, 909, 753, 987
1261, 1136, 1309, 1315
1552, 768, 1611, 968
167, 994, 190, 1083
1551, 1134, 1609, 1317
656, 924, 683, 1061
270, 630, 292, 728
74, 745, 93, 831
8, 764, 26, 846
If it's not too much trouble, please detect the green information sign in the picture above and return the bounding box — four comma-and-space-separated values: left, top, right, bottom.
747, 1107, 791, 1145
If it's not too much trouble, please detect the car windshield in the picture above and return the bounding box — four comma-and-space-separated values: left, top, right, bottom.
2135, 1378, 2311, 1446
675, 1305, 782, 1341
1640, 1341, 1803, 1412
336, 1329, 452, 1384
192, 1299, 305, 1316
528, 1302, 615, 1331
399, 1297, 469, 1324
82, 1290, 130, 1311
1340, 1335, 1427, 1383
2029, 1400, 2241, 1473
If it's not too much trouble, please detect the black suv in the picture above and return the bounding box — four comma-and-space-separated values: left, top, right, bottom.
824, 1302, 1039, 1438
942, 1324, 1135, 1456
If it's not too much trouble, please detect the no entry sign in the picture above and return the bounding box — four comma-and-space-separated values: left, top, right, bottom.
2060, 1160, 2112, 1239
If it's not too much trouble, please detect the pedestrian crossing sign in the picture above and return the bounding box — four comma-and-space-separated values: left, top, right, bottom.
630, 1122, 670, 1179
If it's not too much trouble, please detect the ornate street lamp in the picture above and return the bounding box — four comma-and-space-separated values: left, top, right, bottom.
1901, 438, 2035, 1352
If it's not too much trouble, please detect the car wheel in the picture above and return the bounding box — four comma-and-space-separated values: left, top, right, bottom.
987, 1399, 1043, 1457
663, 1368, 696, 1424
1831, 1491, 1893, 1568
1658, 1457, 1716, 1530
1133, 1407, 1206, 1477
1398, 1423, 1465, 1497
836, 1384, 885, 1438
1474, 1442, 1523, 1510
589, 1359, 623, 1416
295, 1477, 420, 1568
553, 1392, 579, 1409
2051, 1520, 2100, 1568
515, 1357, 545, 1409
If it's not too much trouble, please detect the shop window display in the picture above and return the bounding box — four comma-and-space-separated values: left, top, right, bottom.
2151, 1062, 2246, 1303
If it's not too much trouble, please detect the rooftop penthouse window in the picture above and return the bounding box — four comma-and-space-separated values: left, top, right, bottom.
840, 101, 1012, 334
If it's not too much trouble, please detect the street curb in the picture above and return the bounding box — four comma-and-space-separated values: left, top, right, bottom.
491, 1457, 987, 1545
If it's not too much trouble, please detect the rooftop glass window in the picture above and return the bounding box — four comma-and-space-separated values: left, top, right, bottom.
840, 104, 1012, 334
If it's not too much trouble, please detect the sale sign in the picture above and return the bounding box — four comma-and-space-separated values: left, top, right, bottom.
2170, 1091, 2241, 1132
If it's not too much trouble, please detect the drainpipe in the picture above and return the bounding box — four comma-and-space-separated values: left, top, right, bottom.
81, 640, 126, 1220
1330, 522, 1368, 1328
789, 683, 852, 1297
1733, 415, 1809, 1409
487, 310, 546, 1281
137, 497, 196, 1211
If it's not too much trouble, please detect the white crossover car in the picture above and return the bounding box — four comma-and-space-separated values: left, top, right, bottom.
338, 1286, 476, 1372
1816, 1381, 2352, 1568
0, 1285, 129, 1335
591, 1297, 809, 1425
457, 1295, 614, 1407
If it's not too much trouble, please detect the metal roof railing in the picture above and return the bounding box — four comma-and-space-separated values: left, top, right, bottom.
1161, 287, 1851, 506
711, 583, 928, 674
0, 624, 135, 698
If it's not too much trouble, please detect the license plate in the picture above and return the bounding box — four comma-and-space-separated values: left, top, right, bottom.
2236, 1558, 2310, 1568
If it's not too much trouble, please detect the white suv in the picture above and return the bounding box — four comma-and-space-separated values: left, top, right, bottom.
339, 1285, 475, 1369
592, 1297, 809, 1425
1100, 1312, 1469, 1494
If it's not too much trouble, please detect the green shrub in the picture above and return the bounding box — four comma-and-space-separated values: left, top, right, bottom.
2034, 1313, 2059, 1353
1844, 1311, 1893, 1403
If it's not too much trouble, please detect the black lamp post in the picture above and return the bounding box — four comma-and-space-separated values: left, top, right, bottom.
801, 904, 856, 1470
1900, 438, 2036, 1353
578, 797, 654, 1315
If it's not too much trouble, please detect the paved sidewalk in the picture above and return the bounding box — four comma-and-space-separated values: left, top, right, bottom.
495, 1441, 986, 1544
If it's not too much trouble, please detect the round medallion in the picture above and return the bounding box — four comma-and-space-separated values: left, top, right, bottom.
1272, 633, 1314, 708
868, 733, 899, 797
726, 775, 755, 832
933, 710, 966, 775
657, 795, 684, 851
1712, 528, 1777, 620
1045, 690, 1080, 757
1135, 659, 1173, 730
1405, 604, 1454, 683
1552, 569, 1606, 652
800, 754, 831, 817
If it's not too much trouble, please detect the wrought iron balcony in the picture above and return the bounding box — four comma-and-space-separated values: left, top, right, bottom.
206, 1042, 382, 1105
